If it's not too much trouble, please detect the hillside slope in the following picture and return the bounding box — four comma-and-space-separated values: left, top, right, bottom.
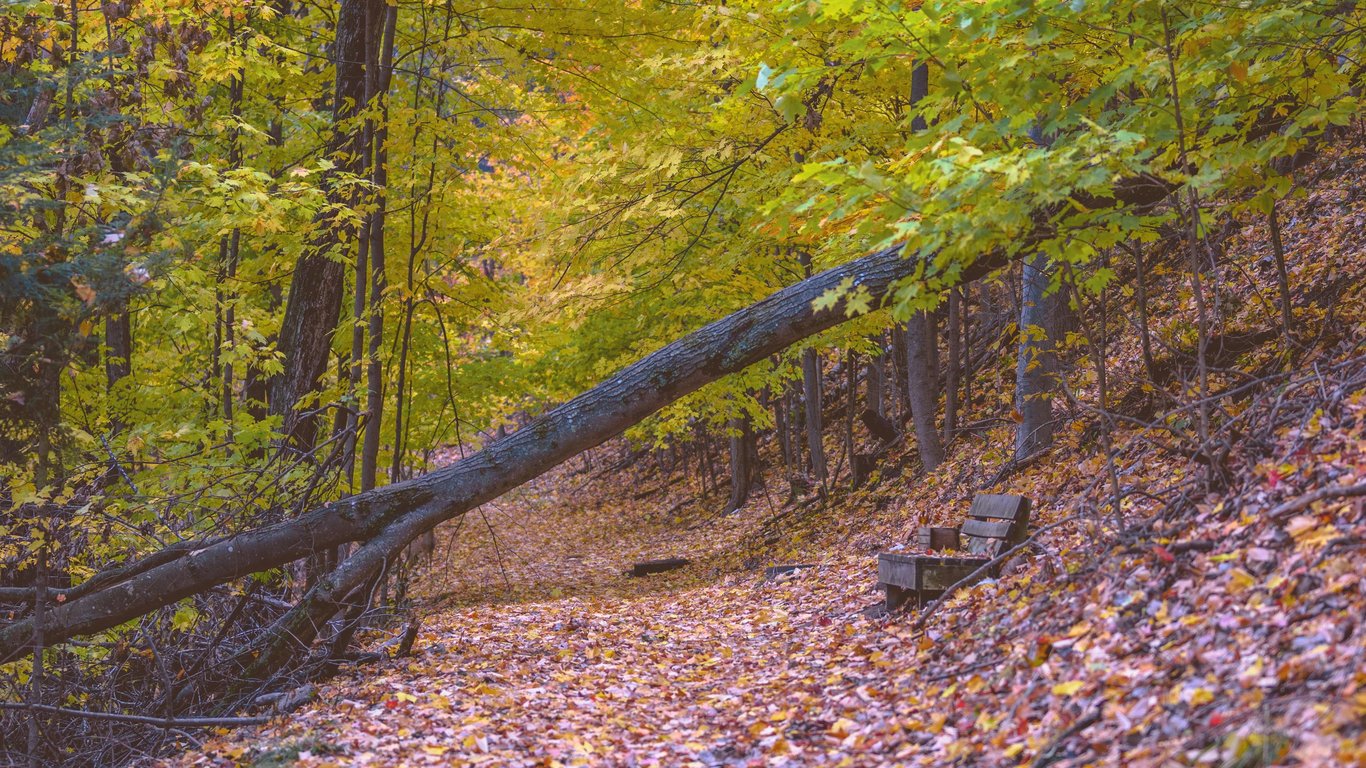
167, 145, 1366, 768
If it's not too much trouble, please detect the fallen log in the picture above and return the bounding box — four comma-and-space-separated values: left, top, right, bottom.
0, 240, 990, 664
630, 558, 691, 577
0, 101, 1325, 666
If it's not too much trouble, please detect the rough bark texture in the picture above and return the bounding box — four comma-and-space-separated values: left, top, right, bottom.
865, 348, 885, 419
944, 289, 961, 442
269, 0, 372, 449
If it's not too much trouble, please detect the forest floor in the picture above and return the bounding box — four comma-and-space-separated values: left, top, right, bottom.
169, 151, 1366, 767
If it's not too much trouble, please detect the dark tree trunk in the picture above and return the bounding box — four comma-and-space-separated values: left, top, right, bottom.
774, 381, 793, 475
360, 4, 398, 492
269, 0, 374, 451
1129, 242, 1157, 381
890, 323, 912, 423
865, 345, 885, 419
843, 351, 857, 488
962, 286, 975, 410
1267, 204, 1294, 346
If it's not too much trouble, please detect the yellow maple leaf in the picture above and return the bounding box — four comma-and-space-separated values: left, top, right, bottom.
1052, 680, 1085, 696
1228, 568, 1257, 594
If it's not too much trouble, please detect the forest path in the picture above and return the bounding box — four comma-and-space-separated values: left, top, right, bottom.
245, 455, 914, 766
171, 371, 1366, 768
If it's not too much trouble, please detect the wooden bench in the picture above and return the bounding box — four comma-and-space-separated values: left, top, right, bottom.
878, 494, 1031, 611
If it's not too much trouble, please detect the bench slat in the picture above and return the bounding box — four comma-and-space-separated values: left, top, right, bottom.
964, 535, 1004, 557
960, 518, 1014, 540
878, 554, 919, 588
968, 494, 1031, 521
920, 559, 987, 590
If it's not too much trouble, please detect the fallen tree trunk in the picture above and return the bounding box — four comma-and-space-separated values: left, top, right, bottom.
0, 124, 1312, 664
0, 242, 1000, 663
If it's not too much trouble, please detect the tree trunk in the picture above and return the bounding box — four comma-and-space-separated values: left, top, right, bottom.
360, 3, 398, 492
843, 351, 857, 488
1130, 242, 1157, 381
1015, 252, 1059, 460
890, 324, 912, 423
1267, 204, 1294, 347
270, 0, 374, 451
104, 305, 132, 435
802, 347, 827, 486
774, 382, 792, 475
865, 345, 885, 419
724, 414, 755, 513
905, 311, 945, 471
944, 288, 961, 442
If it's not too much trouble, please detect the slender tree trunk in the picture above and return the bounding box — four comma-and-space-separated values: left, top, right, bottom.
1267, 204, 1294, 347
360, 4, 398, 492
802, 348, 827, 486
844, 351, 857, 488
962, 288, 974, 412
1015, 253, 1059, 460
774, 381, 792, 475
217, 24, 244, 437
865, 348, 884, 420
104, 305, 132, 434
798, 253, 826, 486
891, 324, 911, 423
1130, 242, 1157, 381
905, 311, 945, 471
944, 288, 961, 442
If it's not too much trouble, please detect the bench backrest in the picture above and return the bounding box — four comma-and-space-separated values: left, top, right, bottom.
960, 494, 1031, 557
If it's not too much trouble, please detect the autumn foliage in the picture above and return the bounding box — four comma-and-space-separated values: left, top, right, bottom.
1, 0, 1364, 765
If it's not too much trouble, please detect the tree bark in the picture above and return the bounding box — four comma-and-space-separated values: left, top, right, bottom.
1015, 252, 1059, 459
1267, 204, 1294, 346
802, 347, 827, 485
724, 413, 755, 513
270, 0, 373, 451
360, 3, 398, 492
104, 305, 131, 435
865, 343, 885, 419
905, 310, 945, 471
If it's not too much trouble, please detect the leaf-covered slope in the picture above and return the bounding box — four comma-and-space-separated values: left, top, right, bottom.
166, 148, 1366, 768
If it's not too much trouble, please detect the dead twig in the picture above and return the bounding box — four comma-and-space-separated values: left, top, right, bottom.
1270, 482, 1366, 522
0, 702, 269, 728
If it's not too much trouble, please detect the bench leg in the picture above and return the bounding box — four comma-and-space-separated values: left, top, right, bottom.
884, 584, 911, 612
